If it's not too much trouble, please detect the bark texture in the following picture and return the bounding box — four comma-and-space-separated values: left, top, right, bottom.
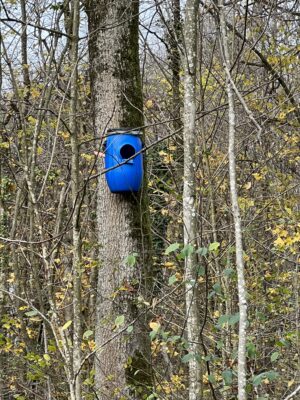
69, 0, 82, 398
86, 1, 152, 399
182, 1, 201, 399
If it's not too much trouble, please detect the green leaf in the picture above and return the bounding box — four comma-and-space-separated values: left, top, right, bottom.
276, 338, 289, 347
217, 340, 224, 350
218, 314, 230, 327
265, 370, 279, 381
246, 342, 256, 358
168, 274, 177, 285
165, 243, 180, 255
271, 352, 279, 362
169, 335, 181, 343
252, 371, 278, 386
25, 310, 38, 317
149, 330, 157, 341
127, 325, 134, 334
146, 394, 159, 400
83, 330, 93, 340
61, 320, 72, 331
182, 353, 195, 363
125, 253, 138, 267
222, 369, 233, 386
256, 311, 266, 322
181, 244, 194, 257
115, 315, 125, 327
208, 374, 216, 384
252, 373, 265, 386
224, 268, 234, 277
43, 354, 51, 362
212, 283, 222, 294
228, 313, 240, 326
197, 265, 206, 276
196, 247, 208, 256
208, 242, 220, 252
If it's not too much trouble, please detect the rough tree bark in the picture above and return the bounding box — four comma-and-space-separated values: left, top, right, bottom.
86, 1, 153, 399
182, 1, 201, 399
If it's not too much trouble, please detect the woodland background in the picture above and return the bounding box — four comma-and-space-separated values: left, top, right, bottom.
0, 0, 299, 399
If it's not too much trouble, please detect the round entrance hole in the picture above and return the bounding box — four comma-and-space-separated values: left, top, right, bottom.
120, 144, 135, 159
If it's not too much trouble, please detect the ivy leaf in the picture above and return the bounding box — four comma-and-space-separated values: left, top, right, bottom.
197, 265, 206, 276
125, 253, 138, 267
247, 342, 256, 358
182, 353, 195, 363
265, 370, 279, 381
224, 268, 234, 277
115, 315, 125, 328
252, 371, 278, 386
209, 242, 220, 252
196, 247, 208, 256
228, 313, 240, 326
252, 373, 265, 386
181, 244, 194, 257
271, 352, 279, 362
165, 243, 180, 255
212, 283, 222, 294
168, 274, 177, 285
127, 325, 134, 334
218, 314, 230, 327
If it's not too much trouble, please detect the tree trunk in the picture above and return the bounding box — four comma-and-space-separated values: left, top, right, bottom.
69, 0, 82, 398
182, 1, 201, 399
86, 1, 153, 398
218, 2, 248, 399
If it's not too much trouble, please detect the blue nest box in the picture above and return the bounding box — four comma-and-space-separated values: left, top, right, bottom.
104, 128, 143, 193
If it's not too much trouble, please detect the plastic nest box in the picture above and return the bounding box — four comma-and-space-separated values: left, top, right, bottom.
104, 128, 143, 193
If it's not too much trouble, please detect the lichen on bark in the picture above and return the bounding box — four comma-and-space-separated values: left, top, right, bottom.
86, 0, 153, 397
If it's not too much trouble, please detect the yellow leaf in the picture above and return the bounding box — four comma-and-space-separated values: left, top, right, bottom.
61, 320, 72, 331
278, 112, 286, 121
168, 145, 177, 151
274, 237, 285, 247
164, 261, 175, 268
28, 116, 36, 124
7, 273, 15, 283
243, 253, 250, 262
158, 150, 168, 157
145, 99, 153, 109
252, 173, 263, 181
288, 379, 294, 388
149, 321, 160, 332
59, 131, 70, 140
31, 87, 40, 98
43, 354, 51, 362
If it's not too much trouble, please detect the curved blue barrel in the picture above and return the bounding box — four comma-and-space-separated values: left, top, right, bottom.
104, 129, 143, 193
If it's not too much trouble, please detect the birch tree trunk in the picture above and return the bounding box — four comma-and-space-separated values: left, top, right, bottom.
182, 1, 201, 399
218, 2, 248, 399
86, 1, 153, 398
